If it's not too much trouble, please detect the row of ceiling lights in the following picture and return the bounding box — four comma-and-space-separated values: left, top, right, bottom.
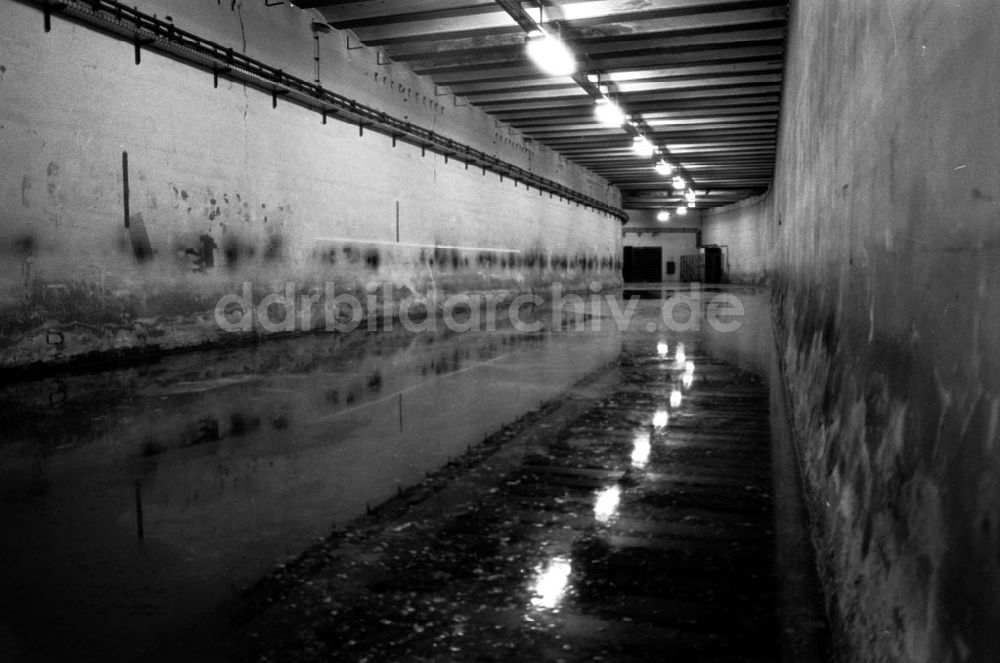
523, 24, 697, 222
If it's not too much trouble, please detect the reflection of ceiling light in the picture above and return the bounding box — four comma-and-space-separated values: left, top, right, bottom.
594, 485, 621, 523
652, 410, 669, 428
530, 557, 572, 609
676, 206, 688, 216
675, 343, 686, 364
526, 32, 576, 76
670, 389, 682, 408
657, 341, 669, 356
656, 210, 670, 222
682, 361, 695, 389
655, 160, 673, 176
672, 176, 686, 190
632, 136, 655, 157
595, 98, 626, 126
631, 433, 651, 468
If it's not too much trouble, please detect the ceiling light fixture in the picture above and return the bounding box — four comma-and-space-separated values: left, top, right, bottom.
655, 160, 673, 176
672, 175, 686, 191
497, 2, 700, 204
594, 97, 626, 127
632, 136, 655, 157
526, 30, 576, 77
684, 189, 696, 203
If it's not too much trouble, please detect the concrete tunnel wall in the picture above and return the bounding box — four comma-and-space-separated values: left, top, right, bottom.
0, 0, 624, 370
702, 1, 1000, 662
701, 194, 767, 286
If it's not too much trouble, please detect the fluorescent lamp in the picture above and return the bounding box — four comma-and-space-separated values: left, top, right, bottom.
594, 98, 626, 126
526, 32, 576, 77
655, 160, 673, 176
632, 136, 654, 157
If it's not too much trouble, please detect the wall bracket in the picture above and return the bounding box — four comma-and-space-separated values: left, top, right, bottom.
42, 0, 67, 32
212, 65, 231, 88
272, 87, 289, 108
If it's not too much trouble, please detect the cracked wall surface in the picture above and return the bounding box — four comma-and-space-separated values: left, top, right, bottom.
702, 1, 1000, 661
0, 0, 623, 370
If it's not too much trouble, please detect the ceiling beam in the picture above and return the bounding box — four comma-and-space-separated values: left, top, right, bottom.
309, 0, 789, 210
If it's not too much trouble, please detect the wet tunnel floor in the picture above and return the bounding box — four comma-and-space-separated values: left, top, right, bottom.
236, 340, 780, 662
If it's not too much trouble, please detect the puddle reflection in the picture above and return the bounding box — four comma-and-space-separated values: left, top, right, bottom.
0, 320, 619, 662
674, 342, 687, 365
593, 485, 622, 524
0, 285, 778, 661
683, 360, 696, 389
630, 432, 651, 469
529, 556, 573, 611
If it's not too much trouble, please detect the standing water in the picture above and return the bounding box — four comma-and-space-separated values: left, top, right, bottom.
0, 286, 825, 662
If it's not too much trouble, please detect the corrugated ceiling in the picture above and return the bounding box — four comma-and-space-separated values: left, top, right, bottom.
302, 0, 788, 210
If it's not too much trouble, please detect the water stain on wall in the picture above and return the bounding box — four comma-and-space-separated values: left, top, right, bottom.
46, 162, 59, 196
224, 238, 256, 269
364, 248, 380, 270
264, 235, 283, 262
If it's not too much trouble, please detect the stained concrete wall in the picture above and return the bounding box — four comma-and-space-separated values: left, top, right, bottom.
701, 1, 1000, 661
0, 0, 622, 369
